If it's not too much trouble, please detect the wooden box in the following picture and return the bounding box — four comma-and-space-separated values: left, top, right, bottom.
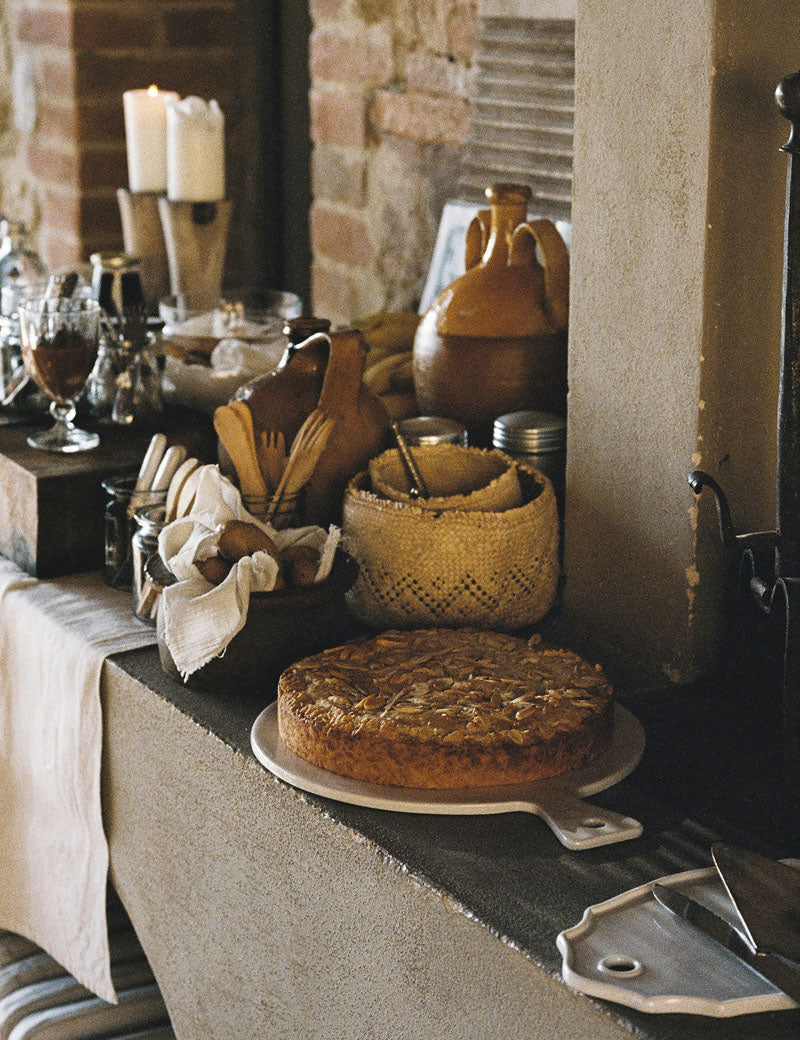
0, 412, 214, 578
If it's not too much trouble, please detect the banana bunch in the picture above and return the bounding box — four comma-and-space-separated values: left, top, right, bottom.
356, 311, 421, 420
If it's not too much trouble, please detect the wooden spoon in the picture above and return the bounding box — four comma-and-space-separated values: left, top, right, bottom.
165, 457, 200, 522
214, 404, 267, 499
175, 464, 207, 519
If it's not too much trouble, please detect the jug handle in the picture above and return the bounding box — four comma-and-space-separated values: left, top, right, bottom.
464, 209, 492, 270
510, 219, 570, 331
317, 328, 368, 420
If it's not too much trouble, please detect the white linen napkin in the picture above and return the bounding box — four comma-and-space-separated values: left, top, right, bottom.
158, 467, 340, 680
0, 558, 157, 1004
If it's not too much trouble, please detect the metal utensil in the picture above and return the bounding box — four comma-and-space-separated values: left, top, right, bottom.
390, 421, 429, 499
712, 843, 800, 963
652, 883, 800, 1004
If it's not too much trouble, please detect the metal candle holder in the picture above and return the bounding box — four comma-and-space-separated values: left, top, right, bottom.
690, 70, 800, 815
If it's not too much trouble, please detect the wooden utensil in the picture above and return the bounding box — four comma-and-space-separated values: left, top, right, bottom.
266, 409, 335, 525
258, 429, 286, 492
151, 444, 188, 496
130, 433, 168, 514
175, 464, 207, 519
213, 404, 267, 499
165, 457, 200, 522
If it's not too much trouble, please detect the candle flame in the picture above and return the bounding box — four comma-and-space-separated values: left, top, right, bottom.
147, 84, 159, 96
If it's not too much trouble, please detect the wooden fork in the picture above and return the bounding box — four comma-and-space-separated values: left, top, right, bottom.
258, 429, 286, 493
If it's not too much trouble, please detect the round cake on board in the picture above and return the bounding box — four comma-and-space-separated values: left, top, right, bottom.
277, 629, 613, 789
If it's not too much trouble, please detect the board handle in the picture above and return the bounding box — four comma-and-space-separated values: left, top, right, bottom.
527, 788, 643, 850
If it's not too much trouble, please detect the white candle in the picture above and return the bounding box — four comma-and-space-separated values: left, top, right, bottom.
166, 97, 225, 203
123, 86, 180, 193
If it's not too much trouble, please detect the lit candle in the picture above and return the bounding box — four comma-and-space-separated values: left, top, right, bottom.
166, 97, 225, 203
123, 86, 180, 193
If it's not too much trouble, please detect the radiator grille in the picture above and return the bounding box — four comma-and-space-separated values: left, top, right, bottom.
458, 17, 575, 221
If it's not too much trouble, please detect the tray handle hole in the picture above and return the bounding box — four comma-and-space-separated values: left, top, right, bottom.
582, 817, 607, 829
598, 955, 644, 978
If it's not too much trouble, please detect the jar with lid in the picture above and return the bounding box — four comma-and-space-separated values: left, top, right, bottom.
396, 415, 467, 447
493, 409, 566, 506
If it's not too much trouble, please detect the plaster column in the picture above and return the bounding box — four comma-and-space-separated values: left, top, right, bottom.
563, 0, 795, 687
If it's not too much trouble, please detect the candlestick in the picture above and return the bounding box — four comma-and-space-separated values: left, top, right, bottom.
166, 97, 225, 203
158, 198, 232, 298
123, 86, 180, 194
116, 189, 170, 313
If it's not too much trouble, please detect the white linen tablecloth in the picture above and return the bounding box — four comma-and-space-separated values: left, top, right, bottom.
0, 557, 157, 1003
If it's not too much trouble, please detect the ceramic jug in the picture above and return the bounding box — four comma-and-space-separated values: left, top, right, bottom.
413, 183, 570, 442
234, 324, 390, 525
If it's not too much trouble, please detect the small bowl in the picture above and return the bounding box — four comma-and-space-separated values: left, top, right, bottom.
152, 549, 359, 692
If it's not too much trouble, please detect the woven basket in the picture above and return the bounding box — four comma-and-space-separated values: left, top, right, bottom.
368, 443, 523, 512
342, 459, 559, 630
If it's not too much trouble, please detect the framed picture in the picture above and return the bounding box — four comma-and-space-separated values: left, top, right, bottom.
419, 200, 572, 315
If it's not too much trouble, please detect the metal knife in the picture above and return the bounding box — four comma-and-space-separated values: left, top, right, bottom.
652, 883, 800, 1004
711, 843, 800, 964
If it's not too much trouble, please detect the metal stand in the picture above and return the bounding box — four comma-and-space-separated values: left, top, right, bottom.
690, 71, 800, 816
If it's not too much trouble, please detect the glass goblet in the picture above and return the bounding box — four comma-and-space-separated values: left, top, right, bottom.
18, 296, 101, 452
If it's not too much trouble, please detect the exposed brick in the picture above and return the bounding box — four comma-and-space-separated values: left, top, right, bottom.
164, 7, 236, 49
404, 48, 470, 98
311, 260, 355, 325
312, 146, 366, 206
27, 144, 80, 188
38, 102, 79, 143
43, 232, 83, 270
310, 0, 347, 20
446, 0, 477, 61
369, 89, 468, 146
16, 7, 72, 48
309, 27, 393, 86
310, 203, 374, 267
309, 90, 365, 148
40, 57, 76, 99
79, 147, 128, 190
75, 53, 233, 98
44, 188, 121, 240
73, 9, 156, 50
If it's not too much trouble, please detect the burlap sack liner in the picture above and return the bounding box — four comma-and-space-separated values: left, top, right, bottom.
369, 443, 523, 512
342, 460, 559, 630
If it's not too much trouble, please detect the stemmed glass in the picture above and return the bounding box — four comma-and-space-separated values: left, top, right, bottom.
18, 296, 101, 452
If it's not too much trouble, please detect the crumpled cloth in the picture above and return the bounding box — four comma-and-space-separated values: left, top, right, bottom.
0, 558, 158, 1003
158, 467, 340, 679
210, 334, 287, 375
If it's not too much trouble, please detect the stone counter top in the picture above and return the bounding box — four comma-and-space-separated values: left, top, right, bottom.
100, 645, 800, 1040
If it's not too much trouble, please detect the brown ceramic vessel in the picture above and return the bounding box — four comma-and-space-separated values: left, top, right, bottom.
413, 184, 570, 439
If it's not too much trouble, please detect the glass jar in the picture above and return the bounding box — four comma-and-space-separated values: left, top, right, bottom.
102, 475, 137, 589
132, 503, 167, 624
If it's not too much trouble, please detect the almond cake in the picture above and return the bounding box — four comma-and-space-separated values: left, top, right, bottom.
277, 629, 613, 789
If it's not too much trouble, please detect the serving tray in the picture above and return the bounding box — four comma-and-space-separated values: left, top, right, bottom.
557, 861, 800, 1016
250, 702, 644, 850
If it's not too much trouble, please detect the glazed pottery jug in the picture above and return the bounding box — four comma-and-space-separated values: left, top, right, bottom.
413, 183, 570, 442
234, 324, 390, 525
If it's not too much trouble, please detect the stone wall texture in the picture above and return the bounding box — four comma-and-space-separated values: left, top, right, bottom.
308, 0, 477, 324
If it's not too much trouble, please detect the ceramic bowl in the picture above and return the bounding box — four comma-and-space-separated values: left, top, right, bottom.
151, 549, 359, 693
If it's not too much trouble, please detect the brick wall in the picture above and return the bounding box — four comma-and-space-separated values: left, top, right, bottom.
308, 0, 477, 324
2, 0, 259, 278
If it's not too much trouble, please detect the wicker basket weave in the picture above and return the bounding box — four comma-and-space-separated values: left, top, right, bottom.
342, 457, 559, 630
